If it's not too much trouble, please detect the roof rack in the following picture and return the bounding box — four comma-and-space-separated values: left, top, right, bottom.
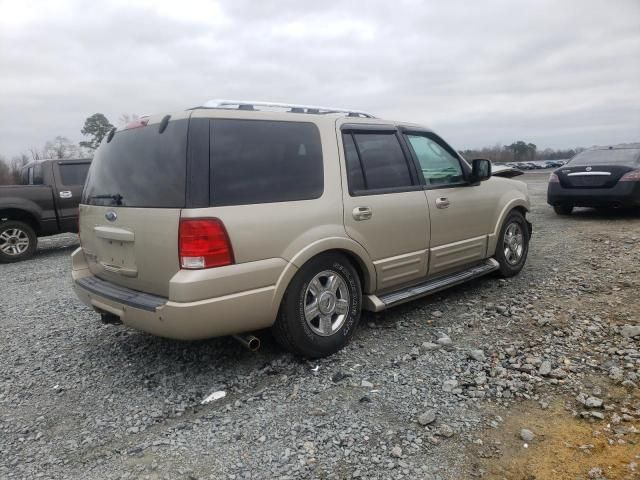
192, 99, 376, 118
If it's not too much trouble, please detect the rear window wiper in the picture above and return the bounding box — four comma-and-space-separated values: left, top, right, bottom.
88, 193, 123, 205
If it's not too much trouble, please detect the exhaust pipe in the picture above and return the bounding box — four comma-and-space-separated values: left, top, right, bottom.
232, 334, 260, 352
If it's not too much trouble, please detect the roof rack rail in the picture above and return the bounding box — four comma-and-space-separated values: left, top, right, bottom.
192, 99, 376, 118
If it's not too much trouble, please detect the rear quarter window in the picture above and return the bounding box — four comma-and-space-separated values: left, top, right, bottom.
210, 119, 323, 206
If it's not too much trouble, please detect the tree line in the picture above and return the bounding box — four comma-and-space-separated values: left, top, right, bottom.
0, 113, 138, 185
461, 141, 585, 164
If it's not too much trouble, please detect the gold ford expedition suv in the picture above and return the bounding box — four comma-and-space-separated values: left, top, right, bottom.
72, 100, 532, 358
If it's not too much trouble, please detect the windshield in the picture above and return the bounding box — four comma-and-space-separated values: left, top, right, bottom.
82, 119, 188, 208
568, 148, 640, 167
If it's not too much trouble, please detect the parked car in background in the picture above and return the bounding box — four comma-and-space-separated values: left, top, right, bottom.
71, 100, 532, 358
0, 158, 91, 262
515, 162, 532, 170
547, 145, 640, 214
545, 160, 565, 168
492, 163, 525, 178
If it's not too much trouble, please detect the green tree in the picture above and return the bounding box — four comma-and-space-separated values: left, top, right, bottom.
508, 141, 537, 162
80, 113, 113, 150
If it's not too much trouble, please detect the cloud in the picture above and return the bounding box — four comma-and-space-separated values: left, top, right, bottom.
0, 0, 639, 156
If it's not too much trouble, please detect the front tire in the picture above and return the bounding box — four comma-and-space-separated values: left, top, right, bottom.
0, 221, 37, 263
553, 205, 573, 215
495, 211, 529, 278
273, 253, 362, 358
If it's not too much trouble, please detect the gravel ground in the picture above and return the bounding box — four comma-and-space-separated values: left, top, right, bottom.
1, 171, 639, 480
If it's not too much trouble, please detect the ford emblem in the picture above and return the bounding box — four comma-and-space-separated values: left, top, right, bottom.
585, 166, 592, 171
105, 210, 117, 222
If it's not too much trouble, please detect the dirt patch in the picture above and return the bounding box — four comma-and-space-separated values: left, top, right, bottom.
472, 392, 640, 480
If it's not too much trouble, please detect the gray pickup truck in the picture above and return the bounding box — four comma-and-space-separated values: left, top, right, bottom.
0, 158, 91, 262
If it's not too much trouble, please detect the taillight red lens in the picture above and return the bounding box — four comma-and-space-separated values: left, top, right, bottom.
549, 173, 560, 183
620, 169, 640, 182
179, 218, 234, 269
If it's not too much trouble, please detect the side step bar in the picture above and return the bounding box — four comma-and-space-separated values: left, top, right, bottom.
366, 258, 500, 311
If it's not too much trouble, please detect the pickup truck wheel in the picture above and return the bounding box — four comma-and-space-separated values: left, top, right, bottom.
273, 253, 362, 358
495, 211, 529, 278
0, 221, 37, 263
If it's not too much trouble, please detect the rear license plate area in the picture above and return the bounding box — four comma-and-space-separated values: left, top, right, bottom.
568, 176, 608, 188
96, 239, 137, 275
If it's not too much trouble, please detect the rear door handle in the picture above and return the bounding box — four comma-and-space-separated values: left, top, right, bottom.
59, 191, 72, 199
352, 206, 373, 221
435, 197, 450, 209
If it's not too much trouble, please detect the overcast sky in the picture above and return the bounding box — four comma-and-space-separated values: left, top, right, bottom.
1, 0, 639, 157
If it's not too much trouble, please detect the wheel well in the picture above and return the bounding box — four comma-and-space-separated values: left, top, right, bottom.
0, 209, 40, 234
512, 206, 528, 218
323, 248, 370, 292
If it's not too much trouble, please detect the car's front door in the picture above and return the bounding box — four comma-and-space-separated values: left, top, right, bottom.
403, 132, 494, 276
339, 126, 431, 292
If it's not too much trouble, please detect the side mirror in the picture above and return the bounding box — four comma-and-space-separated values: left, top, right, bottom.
470, 158, 492, 184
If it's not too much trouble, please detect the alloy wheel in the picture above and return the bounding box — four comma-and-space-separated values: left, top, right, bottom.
303, 270, 351, 337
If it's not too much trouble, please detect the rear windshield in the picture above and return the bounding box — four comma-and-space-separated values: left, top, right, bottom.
82, 119, 188, 208
569, 148, 640, 166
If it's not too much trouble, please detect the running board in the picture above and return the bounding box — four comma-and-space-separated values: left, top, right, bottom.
370, 258, 500, 310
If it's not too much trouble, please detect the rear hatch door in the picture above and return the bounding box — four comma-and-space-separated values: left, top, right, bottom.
79, 113, 191, 297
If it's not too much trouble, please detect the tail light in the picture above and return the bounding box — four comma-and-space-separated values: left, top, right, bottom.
549, 173, 560, 183
179, 218, 234, 269
619, 170, 640, 182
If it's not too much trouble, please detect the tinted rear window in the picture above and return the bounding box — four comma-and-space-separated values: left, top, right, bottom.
59, 163, 90, 186
352, 133, 413, 190
569, 149, 640, 166
210, 119, 323, 206
342, 134, 365, 192
83, 119, 188, 208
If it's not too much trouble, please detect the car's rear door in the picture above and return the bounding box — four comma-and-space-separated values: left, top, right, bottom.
51, 160, 91, 232
339, 124, 431, 292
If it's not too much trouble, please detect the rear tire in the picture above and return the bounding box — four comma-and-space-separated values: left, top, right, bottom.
272, 253, 362, 358
553, 205, 573, 215
0, 220, 37, 263
495, 210, 529, 278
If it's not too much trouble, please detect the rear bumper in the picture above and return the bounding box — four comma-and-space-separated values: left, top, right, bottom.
547, 182, 640, 208
71, 248, 278, 340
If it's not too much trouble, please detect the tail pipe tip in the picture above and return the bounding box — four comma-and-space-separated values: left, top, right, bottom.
232, 334, 260, 352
